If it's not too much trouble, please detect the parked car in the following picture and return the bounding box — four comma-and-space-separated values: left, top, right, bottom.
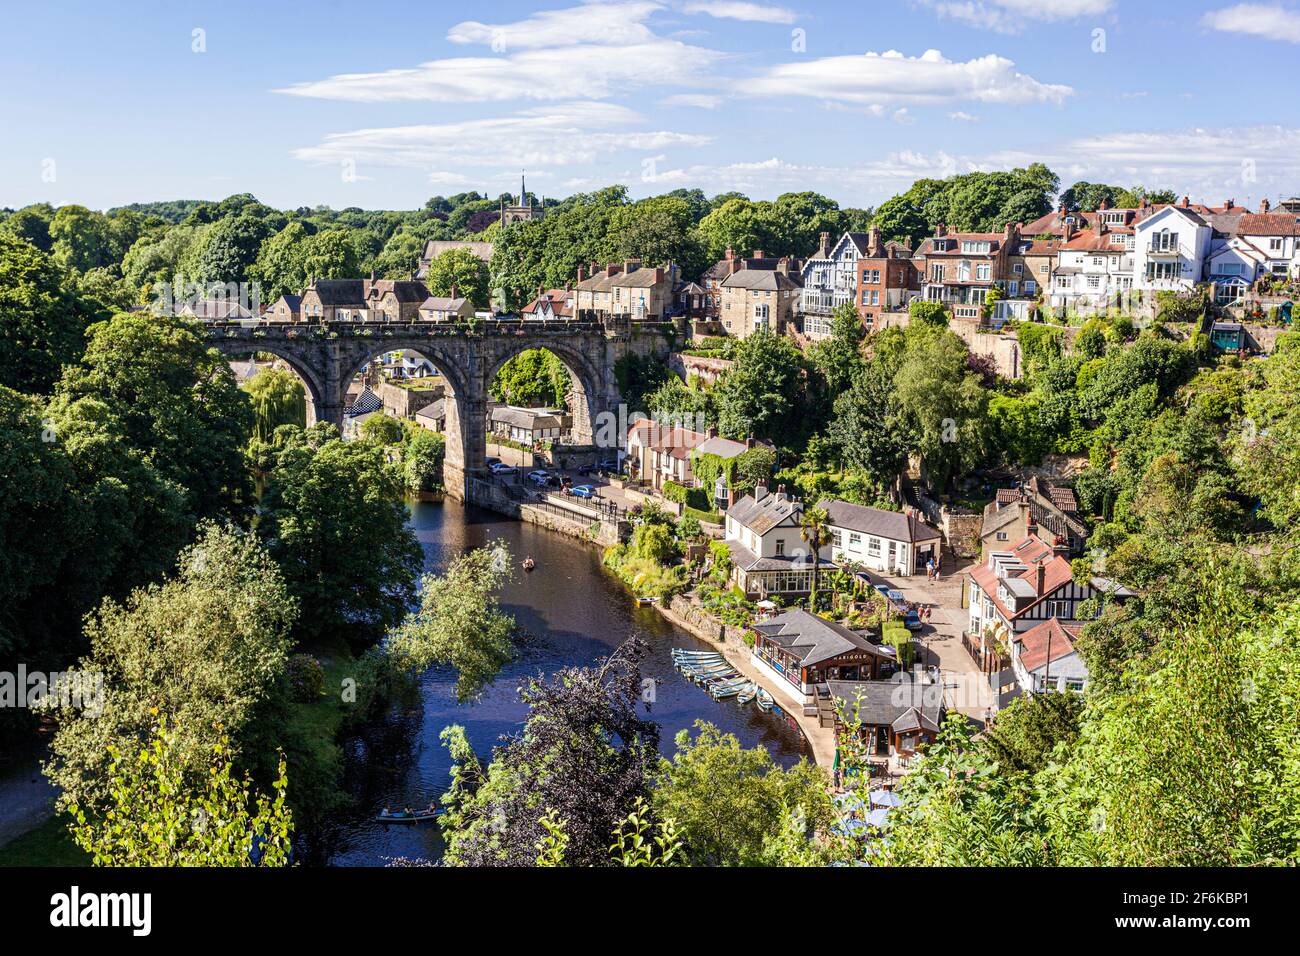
903, 609, 922, 631
568, 484, 596, 499
597, 458, 619, 472
489, 462, 517, 476
486, 457, 501, 468
872, 584, 891, 597
527, 470, 550, 485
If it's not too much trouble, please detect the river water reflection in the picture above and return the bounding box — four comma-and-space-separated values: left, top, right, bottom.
326, 497, 808, 866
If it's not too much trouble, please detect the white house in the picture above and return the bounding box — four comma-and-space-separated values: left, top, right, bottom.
1132, 205, 1213, 294
724, 485, 832, 597
1206, 237, 1268, 304
816, 499, 941, 577
1007, 617, 1089, 697
800, 231, 869, 338
1049, 225, 1135, 312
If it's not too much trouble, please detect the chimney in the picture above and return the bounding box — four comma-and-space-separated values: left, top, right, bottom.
818, 231, 830, 257
1063, 220, 1076, 241
1003, 221, 1015, 242
754, 482, 769, 501
654, 267, 664, 283
729, 258, 742, 275
1140, 196, 1150, 210
724, 246, 734, 260
605, 264, 620, 278
1224, 198, 1234, 211
538, 282, 545, 298
868, 223, 882, 256
450, 282, 458, 298
1036, 562, 1046, 596
577, 264, 586, 282
1097, 219, 1108, 236
1260, 197, 1271, 213
1058, 202, 1067, 216
1180, 195, 1190, 207
935, 223, 945, 238
745, 435, 755, 449
752, 249, 765, 259
777, 257, 791, 276
774, 484, 788, 502
1098, 196, 1110, 211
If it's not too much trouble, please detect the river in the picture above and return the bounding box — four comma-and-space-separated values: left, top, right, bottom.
325, 497, 808, 865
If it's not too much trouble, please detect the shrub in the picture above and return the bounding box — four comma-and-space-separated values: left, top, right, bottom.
287, 653, 325, 703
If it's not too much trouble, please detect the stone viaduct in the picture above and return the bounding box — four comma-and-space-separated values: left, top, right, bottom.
206, 317, 679, 499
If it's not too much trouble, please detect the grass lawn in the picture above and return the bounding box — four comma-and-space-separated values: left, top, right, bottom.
0, 816, 89, 867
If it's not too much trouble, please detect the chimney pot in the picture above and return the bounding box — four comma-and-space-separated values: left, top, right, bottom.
725, 247, 734, 260
1260, 198, 1271, 213
753, 249, 765, 260
1036, 563, 1046, 596
1180, 195, 1190, 207
577, 264, 586, 281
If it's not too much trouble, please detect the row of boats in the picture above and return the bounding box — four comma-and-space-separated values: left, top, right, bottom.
671, 649, 780, 714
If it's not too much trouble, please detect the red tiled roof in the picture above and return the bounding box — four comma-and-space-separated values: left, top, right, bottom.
971, 534, 1075, 621
1016, 617, 1083, 671
1235, 213, 1300, 237
1061, 229, 1127, 252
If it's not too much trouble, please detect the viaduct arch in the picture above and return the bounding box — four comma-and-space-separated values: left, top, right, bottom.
206, 318, 678, 499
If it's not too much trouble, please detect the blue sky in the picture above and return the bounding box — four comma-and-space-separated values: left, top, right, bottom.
4, 0, 1299, 211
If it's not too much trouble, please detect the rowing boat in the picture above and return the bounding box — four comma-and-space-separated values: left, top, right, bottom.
376, 807, 443, 824
755, 687, 774, 712
736, 683, 757, 704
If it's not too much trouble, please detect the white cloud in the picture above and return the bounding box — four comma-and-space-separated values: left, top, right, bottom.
680, 2, 798, 24
1202, 4, 1300, 43
949, 110, 980, 121
448, 2, 665, 50
290, 102, 711, 174
663, 93, 725, 108
275, 2, 725, 103
916, 0, 1114, 33
740, 48, 1072, 107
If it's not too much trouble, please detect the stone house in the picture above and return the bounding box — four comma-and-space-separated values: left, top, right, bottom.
718, 258, 802, 338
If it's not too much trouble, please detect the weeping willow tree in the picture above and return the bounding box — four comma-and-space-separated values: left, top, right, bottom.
243, 367, 306, 443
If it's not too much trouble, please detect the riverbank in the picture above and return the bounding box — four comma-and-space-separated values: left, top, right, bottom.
652, 597, 837, 769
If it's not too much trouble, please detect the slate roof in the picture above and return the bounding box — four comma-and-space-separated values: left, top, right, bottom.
696, 435, 748, 459
420, 296, 470, 313
415, 398, 446, 423
825, 679, 945, 732
272, 294, 301, 313
368, 279, 430, 303
348, 388, 383, 417
720, 269, 802, 291
726, 540, 829, 574
728, 489, 801, 535
752, 609, 890, 667
307, 279, 368, 307
491, 405, 565, 431
817, 499, 941, 545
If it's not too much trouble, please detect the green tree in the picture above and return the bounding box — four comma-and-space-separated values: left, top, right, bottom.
403, 428, 446, 492
258, 424, 422, 647
892, 330, 990, 492
49, 205, 113, 273
251, 222, 313, 302
424, 246, 489, 308
714, 328, 807, 444
70, 718, 294, 867
192, 212, 276, 284
798, 505, 831, 609
46, 523, 297, 813
0, 233, 106, 393
386, 542, 516, 702
301, 228, 361, 283
52, 312, 254, 521
358, 412, 404, 445
243, 368, 306, 443
652, 722, 832, 866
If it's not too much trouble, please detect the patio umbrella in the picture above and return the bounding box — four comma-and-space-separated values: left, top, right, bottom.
865, 808, 892, 829
870, 790, 903, 808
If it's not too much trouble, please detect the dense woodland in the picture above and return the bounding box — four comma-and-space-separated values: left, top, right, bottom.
2, 166, 1299, 866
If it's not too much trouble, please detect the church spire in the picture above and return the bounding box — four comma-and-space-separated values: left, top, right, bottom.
520, 170, 527, 207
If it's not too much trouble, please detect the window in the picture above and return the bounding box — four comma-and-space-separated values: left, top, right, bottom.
1066, 679, 1085, 694
1025, 280, 1037, 294
774, 539, 785, 556
1147, 260, 1180, 281
1092, 257, 1105, 267
1012, 262, 1023, 274
1047, 600, 1070, 617
996, 532, 1008, 541
1008, 281, 1019, 296
1087, 276, 1101, 289
831, 529, 842, 548
1151, 229, 1177, 253
1270, 237, 1284, 251
930, 264, 944, 282
868, 537, 881, 556
976, 263, 990, 280
848, 532, 862, 550
861, 290, 869, 304
961, 240, 991, 254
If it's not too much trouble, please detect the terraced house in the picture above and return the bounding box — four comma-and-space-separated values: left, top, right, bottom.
799, 230, 869, 338
719, 256, 802, 339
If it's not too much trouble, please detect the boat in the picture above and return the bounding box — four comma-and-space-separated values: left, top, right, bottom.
376, 806, 443, 824
755, 687, 775, 712
710, 680, 748, 699
736, 683, 757, 704
521, 557, 535, 572
636, 596, 658, 605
